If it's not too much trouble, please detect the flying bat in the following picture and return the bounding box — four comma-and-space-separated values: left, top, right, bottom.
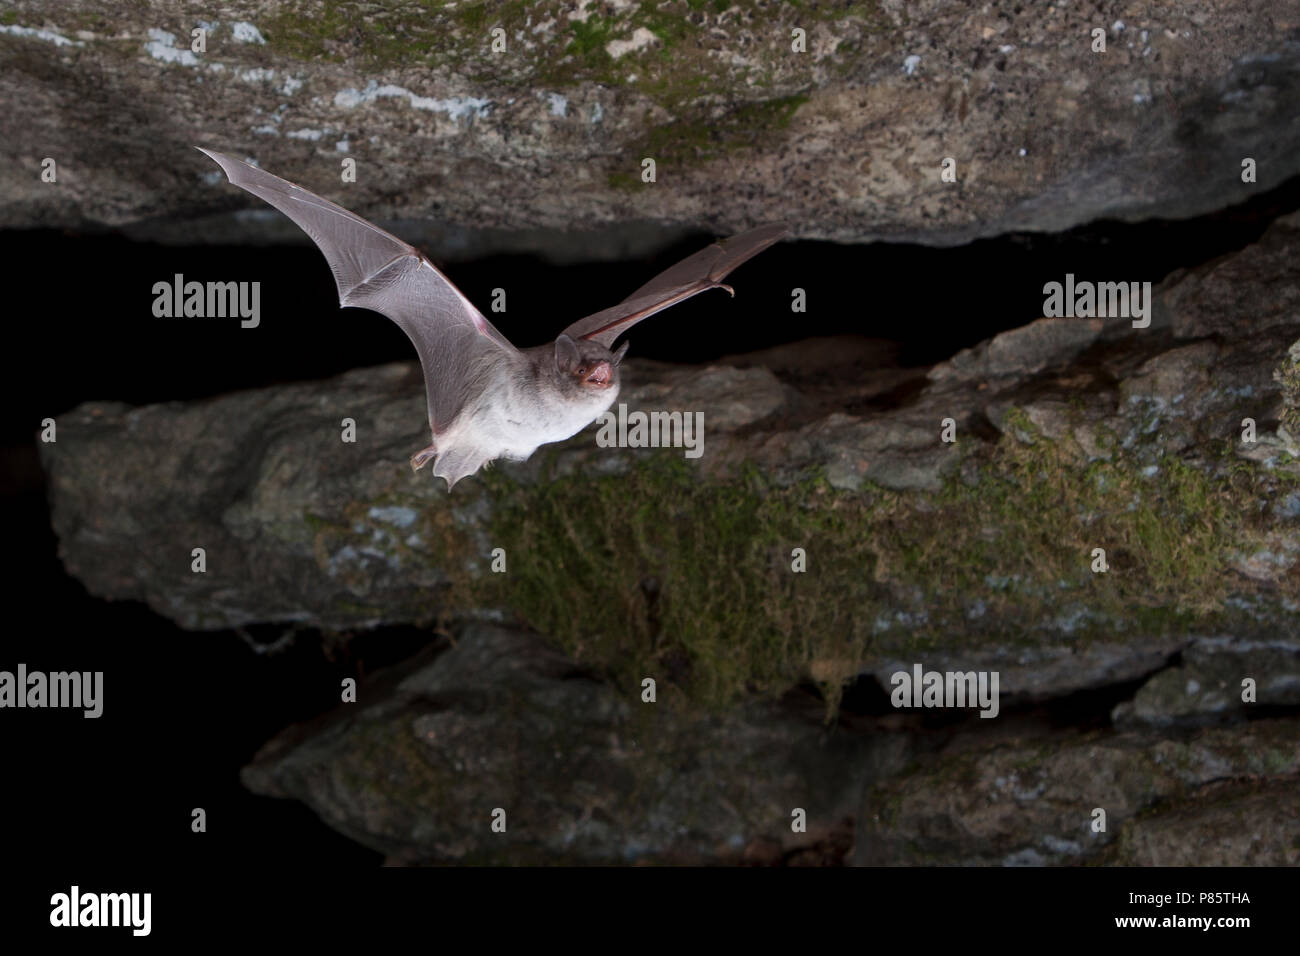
197, 148, 788, 488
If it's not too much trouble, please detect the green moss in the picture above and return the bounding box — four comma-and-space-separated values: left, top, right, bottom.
1274, 338, 1300, 439
476, 458, 863, 715
263, 0, 454, 66
259, 0, 846, 120
834, 1, 886, 22
456, 2, 490, 32
635, 0, 693, 50
607, 170, 643, 191
263, 1, 363, 64
457, 0, 529, 33
566, 17, 615, 62
302, 510, 346, 533
0, 11, 19, 26
255, 0, 863, 200
1260, 746, 1294, 775
455, 407, 1294, 720
623, 94, 809, 177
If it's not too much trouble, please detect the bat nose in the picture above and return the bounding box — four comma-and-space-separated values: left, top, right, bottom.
584, 361, 612, 386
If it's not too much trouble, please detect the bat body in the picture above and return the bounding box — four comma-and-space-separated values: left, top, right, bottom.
411, 339, 624, 482
198, 149, 787, 488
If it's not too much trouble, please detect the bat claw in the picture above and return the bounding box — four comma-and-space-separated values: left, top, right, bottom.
410, 444, 438, 472
718, 283, 735, 297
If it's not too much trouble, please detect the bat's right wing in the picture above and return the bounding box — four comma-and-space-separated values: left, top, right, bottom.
561, 223, 788, 349
198, 148, 518, 435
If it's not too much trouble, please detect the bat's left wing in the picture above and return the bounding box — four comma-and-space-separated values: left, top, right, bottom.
197, 148, 518, 436
561, 223, 789, 348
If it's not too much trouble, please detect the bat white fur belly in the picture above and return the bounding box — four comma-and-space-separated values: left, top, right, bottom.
429, 351, 621, 486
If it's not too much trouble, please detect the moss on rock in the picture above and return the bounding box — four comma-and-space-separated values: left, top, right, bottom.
457, 410, 1294, 718
1274, 337, 1300, 444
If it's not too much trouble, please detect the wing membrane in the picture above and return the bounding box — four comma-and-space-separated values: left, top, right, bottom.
562, 223, 788, 348
198, 148, 516, 433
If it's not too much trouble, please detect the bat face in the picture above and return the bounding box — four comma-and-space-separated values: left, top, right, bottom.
553, 334, 628, 398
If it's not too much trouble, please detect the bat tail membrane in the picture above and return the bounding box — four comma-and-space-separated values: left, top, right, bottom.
430, 444, 488, 491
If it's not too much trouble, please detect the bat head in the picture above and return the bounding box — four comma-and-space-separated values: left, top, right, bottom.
554, 334, 629, 395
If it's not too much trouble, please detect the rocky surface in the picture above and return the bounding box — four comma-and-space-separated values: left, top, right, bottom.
40, 215, 1300, 652
1163, 210, 1300, 340
242, 624, 869, 864
1096, 776, 1300, 866
25, 0, 1300, 859
39, 192, 1300, 863
1111, 635, 1300, 729
854, 717, 1300, 866
239, 621, 1300, 865
2, 1, 1298, 256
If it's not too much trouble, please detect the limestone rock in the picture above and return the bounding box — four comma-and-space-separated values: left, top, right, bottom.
242, 623, 869, 864
855, 718, 1300, 865
2, 1, 1297, 256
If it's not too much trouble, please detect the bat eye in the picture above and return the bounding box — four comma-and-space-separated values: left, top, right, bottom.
576, 366, 587, 376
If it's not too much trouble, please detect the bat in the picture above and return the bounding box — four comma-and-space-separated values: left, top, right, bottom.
197, 149, 788, 489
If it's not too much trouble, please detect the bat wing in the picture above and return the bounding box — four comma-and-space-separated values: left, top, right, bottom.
561, 223, 789, 348
197, 148, 518, 435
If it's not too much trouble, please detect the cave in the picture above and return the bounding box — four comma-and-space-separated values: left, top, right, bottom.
3, 0, 1297, 931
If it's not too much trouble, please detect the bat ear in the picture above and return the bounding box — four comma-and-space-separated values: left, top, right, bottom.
611, 341, 630, 365
554, 333, 581, 373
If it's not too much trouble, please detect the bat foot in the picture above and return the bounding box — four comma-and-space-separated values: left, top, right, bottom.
410, 444, 438, 472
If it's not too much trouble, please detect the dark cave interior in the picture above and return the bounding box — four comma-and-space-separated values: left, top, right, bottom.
4, 173, 1299, 867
